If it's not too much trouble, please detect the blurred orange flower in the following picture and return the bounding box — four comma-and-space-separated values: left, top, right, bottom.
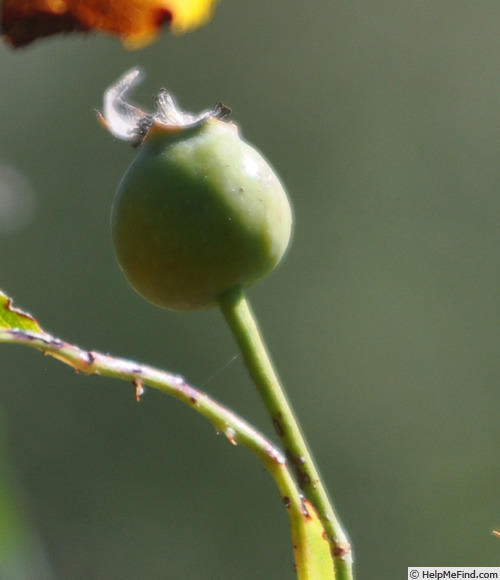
2, 0, 218, 48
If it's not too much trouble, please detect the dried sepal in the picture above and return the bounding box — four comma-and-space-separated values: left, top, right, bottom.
99, 68, 231, 147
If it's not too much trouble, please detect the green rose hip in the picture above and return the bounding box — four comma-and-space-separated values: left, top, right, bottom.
101, 69, 292, 310
113, 119, 291, 310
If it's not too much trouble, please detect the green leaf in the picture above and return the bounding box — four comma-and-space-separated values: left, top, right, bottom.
290, 498, 336, 580
0, 291, 42, 332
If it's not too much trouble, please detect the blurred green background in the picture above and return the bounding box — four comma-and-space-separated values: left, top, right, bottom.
1, 1, 500, 578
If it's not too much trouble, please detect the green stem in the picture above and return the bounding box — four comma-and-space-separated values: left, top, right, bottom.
0, 326, 327, 577
0, 328, 285, 473
218, 286, 353, 579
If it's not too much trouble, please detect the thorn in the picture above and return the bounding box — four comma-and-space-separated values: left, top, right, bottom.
225, 428, 237, 445
133, 380, 145, 402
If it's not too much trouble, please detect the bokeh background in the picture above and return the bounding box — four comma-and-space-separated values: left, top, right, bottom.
1, 1, 500, 578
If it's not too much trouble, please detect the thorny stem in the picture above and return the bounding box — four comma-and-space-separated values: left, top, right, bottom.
0, 327, 289, 476
0, 327, 318, 575
218, 286, 353, 580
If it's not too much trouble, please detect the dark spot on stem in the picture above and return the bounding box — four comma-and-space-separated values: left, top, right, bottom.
283, 496, 291, 509
286, 450, 312, 488
299, 471, 311, 486
333, 544, 350, 558
273, 416, 284, 437
300, 498, 311, 519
